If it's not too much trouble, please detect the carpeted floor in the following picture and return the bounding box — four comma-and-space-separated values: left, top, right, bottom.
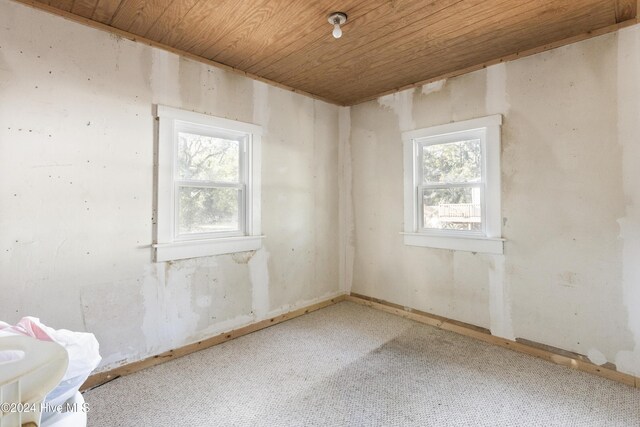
83, 301, 640, 426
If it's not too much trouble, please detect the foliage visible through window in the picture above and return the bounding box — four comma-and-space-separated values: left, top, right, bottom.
419, 139, 483, 232
155, 105, 262, 262
176, 131, 245, 237
403, 115, 501, 253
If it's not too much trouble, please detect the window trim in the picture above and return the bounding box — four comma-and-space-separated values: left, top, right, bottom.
401, 114, 503, 254
415, 130, 486, 237
153, 105, 263, 262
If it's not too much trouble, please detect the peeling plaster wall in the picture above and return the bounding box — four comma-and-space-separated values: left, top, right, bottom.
0, 0, 340, 370
349, 25, 640, 376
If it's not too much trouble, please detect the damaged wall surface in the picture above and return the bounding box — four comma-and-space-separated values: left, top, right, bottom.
348, 24, 640, 376
0, 0, 340, 370
2, 0, 640, 380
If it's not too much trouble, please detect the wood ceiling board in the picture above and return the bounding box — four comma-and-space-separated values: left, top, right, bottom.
251, 0, 461, 80
272, 0, 512, 88
351, 17, 639, 106
19, 0, 640, 105
71, 0, 98, 18
127, 0, 174, 35
615, 0, 637, 21
306, 0, 612, 102
105, 0, 137, 28
241, 0, 380, 74
156, 0, 237, 49
16, 0, 341, 106
200, 0, 352, 67
143, 0, 199, 40
189, 0, 279, 57
202, 0, 377, 74
91, 0, 123, 23
332, 14, 612, 105
47, 0, 72, 11
110, 0, 173, 33
285, 0, 601, 91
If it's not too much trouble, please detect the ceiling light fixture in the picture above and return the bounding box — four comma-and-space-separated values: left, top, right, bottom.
328, 12, 347, 39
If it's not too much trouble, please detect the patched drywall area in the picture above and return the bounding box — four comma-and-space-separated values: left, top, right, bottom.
349, 24, 640, 376
338, 107, 355, 294
0, 0, 340, 370
615, 25, 640, 375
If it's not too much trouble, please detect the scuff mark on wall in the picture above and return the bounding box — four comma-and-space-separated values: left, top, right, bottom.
377, 88, 415, 132
150, 49, 180, 106
264, 290, 344, 320
81, 276, 149, 367
557, 271, 579, 288
0, 65, 11, 91
488, 255, 515, 340
141, 263, 169, 356
249, 248, 270, 320
338, 106, 354, 294
485, 62, 510, 114
422, 79, 446, 96
588, 348, 608, 366
190, 313, 255, 342
196, 295, 212, 307
231, 251, 255, 264
177, 56, 204, 111
615, 26, 640, 376
164, 259, 202, 347
253, 80, 270, 128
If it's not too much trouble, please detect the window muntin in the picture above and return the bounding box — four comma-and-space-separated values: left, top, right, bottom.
416, 131, 486, 236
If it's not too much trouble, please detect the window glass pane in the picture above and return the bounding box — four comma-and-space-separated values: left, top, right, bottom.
178, 187, 240, 234
423, 187, 482, 231
422, 139, 481, 184
177, 132, 240, 182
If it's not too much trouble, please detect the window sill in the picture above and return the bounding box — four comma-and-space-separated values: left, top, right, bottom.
401, 232, 504, 254
154, 235, 264, 262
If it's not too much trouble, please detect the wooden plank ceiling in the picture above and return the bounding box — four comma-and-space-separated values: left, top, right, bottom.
27, 0, 639, 105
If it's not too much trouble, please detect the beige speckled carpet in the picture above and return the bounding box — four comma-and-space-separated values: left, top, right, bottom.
83, 302, 640, 426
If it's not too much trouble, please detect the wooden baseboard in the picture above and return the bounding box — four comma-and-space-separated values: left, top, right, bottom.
83, 292, 639, 391
346, 293, 640, 388
82, 294, 346, 391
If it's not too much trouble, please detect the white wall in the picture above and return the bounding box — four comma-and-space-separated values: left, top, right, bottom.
348, 25, 640, 376
3, 0, 639, 379
0, 0, 340, 370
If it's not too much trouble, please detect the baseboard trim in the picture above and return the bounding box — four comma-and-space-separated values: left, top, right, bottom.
346, 293, 639, 388
82, 294, 346, 391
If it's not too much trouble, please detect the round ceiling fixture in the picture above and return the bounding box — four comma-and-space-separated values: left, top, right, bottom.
328, 12, 347, 39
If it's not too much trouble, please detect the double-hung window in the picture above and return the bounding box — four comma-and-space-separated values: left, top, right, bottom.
402, 115, 503, 254
154, 105, 262, 262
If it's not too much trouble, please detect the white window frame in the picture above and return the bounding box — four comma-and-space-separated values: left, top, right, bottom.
401, 115, 504, 254
153, 105, 263, 262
